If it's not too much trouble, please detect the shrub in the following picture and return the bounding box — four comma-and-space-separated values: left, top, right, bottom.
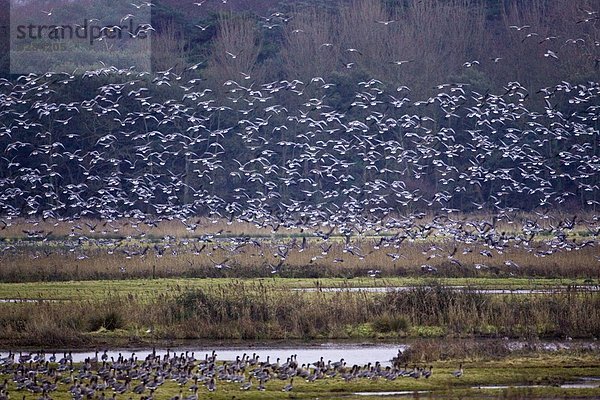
372, 313, 409, 333
88, 310, 124, 331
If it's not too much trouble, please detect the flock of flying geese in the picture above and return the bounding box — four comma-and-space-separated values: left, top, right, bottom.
0, 5, 599, 272
0, 350, 464, 398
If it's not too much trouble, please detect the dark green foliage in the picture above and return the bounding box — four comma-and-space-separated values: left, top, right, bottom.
372, 313, 410, 333
88, 309, 125, 331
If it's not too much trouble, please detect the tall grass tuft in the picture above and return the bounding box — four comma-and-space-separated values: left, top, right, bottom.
0, 282, 598, 346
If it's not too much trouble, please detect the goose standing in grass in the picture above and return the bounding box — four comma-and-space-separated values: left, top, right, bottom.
183, 388, 197, 400
132, 380, 146, 394
206, 378, 216, 392
452, 363, 463, 378
331, 358, 345, 370
257, 379, 266, 391
240, 376, 252, 391
409, 365, 422, 379
423, 365, 433, 379
282, 378, 293, 392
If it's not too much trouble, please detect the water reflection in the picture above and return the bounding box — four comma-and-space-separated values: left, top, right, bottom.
1, 340, 598, 366
474, 380, 600, 390
0, 343, 407, 366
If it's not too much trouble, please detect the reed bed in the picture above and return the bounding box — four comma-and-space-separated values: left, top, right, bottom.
0, 283, 597, 347
1, 238, 598, 282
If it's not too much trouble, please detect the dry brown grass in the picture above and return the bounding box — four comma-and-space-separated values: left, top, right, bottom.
0, 217, 280, 239
0, 212, 597, 282
0, 235, 597, 282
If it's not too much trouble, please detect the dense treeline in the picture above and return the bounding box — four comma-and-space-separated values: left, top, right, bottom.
0, 0, 598, 222
149, 0, 600, 95
4, 0, 600, 98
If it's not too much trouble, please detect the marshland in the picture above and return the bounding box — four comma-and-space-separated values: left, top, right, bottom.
1, 224, 599, 399
2, 0, 600, 398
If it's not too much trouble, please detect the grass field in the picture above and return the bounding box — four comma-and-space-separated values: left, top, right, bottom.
0, 279, 598, 347
0, 277, 596, 301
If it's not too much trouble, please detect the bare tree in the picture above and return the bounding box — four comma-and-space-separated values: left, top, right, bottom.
497, 0, 599, 89
337, 0, 391, 74
152, 19, 189, 74
281, 7, 341, 81
204, 14, 265, 91
333, 0, 486, 95
401, 0, 486, 91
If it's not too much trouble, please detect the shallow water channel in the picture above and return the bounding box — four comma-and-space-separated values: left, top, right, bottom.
294, 285, 600, 294
1, 343, 406, 366
2, 340, 598, 366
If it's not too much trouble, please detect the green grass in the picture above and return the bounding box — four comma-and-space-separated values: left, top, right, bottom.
0, 277, 594, 301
